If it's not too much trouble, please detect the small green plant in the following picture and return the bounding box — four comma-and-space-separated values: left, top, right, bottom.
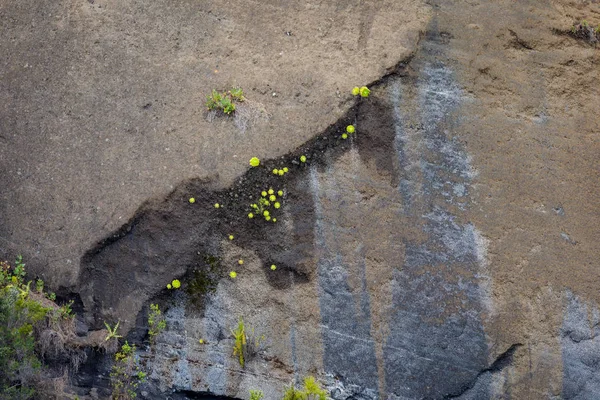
110, 341, 147, 400
206, 87, 245, 115
250, 389, 264, 400
249, 187, 285, 222
282, 376, 328, 400
147, 304, 166, 344
104, 321, 122, 342
35, 278, 44, 293
231, 317, 265, 368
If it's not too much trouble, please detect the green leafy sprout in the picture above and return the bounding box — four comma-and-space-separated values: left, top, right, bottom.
206, 87, 245, 115
104, 321, 123, 342
250, 389, 265, 400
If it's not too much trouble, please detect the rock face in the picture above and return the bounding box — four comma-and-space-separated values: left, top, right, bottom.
2, 0, 600, 399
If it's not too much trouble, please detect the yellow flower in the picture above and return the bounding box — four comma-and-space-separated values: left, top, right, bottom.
269, 195, 276, 202
270, 264, 277, 270
248, 213, 254, 219
249, 157, 260, 167
346, 125, 355, 134
172, 279, 181, 289
274, 202, 281, 209
268, 189, 274, 195
278, 170, 284, 176
189, 197, 195, 204
283, 167, 289, 173
238, 259, 244, 265
342, 133, 348, 139
263, 210, 270, 217
261, 191, 267, 197
352, 87, 360, 96
228, 235, 234, 240
167, 283, 172, 289
229, 271, 237, 278
300, 155, 307, 163
277, 190, 283, 196
214, 203, 220, 208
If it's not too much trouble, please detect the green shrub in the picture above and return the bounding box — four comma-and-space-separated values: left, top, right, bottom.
0, 256, 78, 399
250, 389, 264, 400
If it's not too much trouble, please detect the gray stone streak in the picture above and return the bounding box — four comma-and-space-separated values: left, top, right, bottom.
384, 60, 490, 399
561, 290, 600, 399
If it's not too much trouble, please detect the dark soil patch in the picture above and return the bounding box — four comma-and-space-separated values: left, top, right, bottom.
77, 60, 412, 334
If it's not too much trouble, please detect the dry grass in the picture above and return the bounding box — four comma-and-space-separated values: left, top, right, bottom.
234, 99, 270, 133
205, 99, 270, 133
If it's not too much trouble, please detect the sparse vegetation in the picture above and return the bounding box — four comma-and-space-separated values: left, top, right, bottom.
147, 304, 166, 345
250, 389, 264, 400
0, 256, 81, 399
110, 341, 147, 400
282, 376, 328, 400
570, 20, 599, 43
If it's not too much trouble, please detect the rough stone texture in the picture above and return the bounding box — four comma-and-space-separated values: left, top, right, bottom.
0, 0, 428, 289
2, 0, 600, 399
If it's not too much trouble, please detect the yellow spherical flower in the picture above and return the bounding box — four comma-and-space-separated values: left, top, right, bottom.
229, 271, 237, 278
283, 167, 289, 173
238, 259, 244, 265
172, 279, 181, 289
346, 125, 355, 134
274, 202, 281, 209
261, 191, 267, 197
342, 133, 348, 139
228, 234, 234, 240
167, 283, 172, 289
214, 203, 220, 208
270, 264, 277, 271
189, 197, 196, 204
263, 210, 270, 217
278, 170, 284, 176
277, 190, 283, 196
273, 169, 279, 175
352, 87, 360, 96
248, 213, 254, 219
300, 155, 307, 163
249, 157, 260, 167
269, 195, 276, 202
268, 189, 274, 195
